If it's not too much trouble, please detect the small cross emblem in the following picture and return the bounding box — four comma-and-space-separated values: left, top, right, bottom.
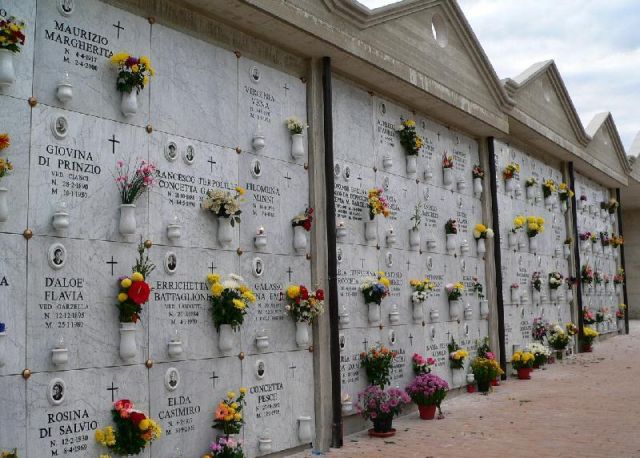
112, 20, 125, 39
107, 382, 119, 402
288, 363, 297, 378
286, 267, 293, 282
362, 338, 369, 351
208, 262, 217, 274
210, 371, 220, 389
108, 134, 120, 155
408, 333, 414, 345
207, 157, 217, 173
106, 256, 118, 276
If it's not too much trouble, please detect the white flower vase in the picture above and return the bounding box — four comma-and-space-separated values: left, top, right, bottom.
367, 303, 380, 324
578, 200, 584, 212
449, 299, 462, 321
452, 368, 465, 387
258, 437, 273, 454
504, 178, 515, 193
0, 49, 16, 88
610, 213, 616, 224
297, 416, 313, 442
295, 321, 310, 348
364, 220, 377, 242
0, 187, 8, 222
119, 322, 138, 360
529, 236, 538, 253
430, 308, 440, 322
473, 177, 483, 197
532, 289, 540, 305
600, 208, 607, 219
564, 245, 571, 259
476, 238, 486, 255
526, 186, 536, 201
406, 155, 417, 175
464, 304, 473, 320
446, 233, 456, 253
291, 133, 305, 160
120, 90, 138, 117
544, 195, 553, 209
341, 400, 353, 415
409, 228, 421, 250
480, 299, 489, 319
566, 288, 573, 303
293, 225, 308, 253
550, 289, 558, 302
382, 155, 393, 170
389, 305, 400, 324
511, 289, 520, 303
412, 301, 424, 322
457, 178, 467, 192
218, 324, 234, 352
119, 204, 137, 235
508, 231, 518, 249
217, 217, 234, 245
443, 167, 454, 188
252, 134, 265, 151
618, 318, 625, 333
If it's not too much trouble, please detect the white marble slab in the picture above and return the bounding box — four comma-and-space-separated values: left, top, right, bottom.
0, 233, 26, 376
0, 374, 26, 455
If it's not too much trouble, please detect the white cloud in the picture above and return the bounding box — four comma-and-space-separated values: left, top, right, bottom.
359, 0, 640, 150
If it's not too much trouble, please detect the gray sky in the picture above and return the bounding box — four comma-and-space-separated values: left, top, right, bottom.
358, 0, 639, 151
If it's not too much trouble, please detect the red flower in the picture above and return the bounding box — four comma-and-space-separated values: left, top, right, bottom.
302, 219, 312, 231
315, 289, 324, 301
129, 411, 146, 426
131, 312, 140, 323
300, 286, 309, 300
128, 281, 150, 305
114, 399, 133, 411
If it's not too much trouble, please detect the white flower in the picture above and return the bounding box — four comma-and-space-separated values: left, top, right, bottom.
486, 229, 494, 239
473, 230, 481, 239
229, 273, 245, 283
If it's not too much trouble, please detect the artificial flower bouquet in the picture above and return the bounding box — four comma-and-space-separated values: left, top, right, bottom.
360, 345, 397, 388
0, 133, 9, 150
532, 317, 548, 341
548, 272, 564, 289
565, 322, 578, 336
616, 304, 627, 319
214, 388, 247, 435
525, 177, 538, 188
110, 53, 154, 93
405, 373, 449, 410
502, 162, 520, 180
527, 342, 551, 367
207, 273, 256, 330
558, 182, 574, 201
445, 218, 458, 234
448, 339, 468, 370
471, 357, 503, 386
472, 223, 494, 239
611, 234, 624, 248
361, 272, 391, 305
116, 242, 154, 323
0, 156, 12, 183
0, 16, 26, 53
202, 187, 245, 227
581, 264, 594, 284
531, 272, 542, 292
511, 351, 534, 369
409, 278, 434, 304
582, 309, 595, 325
472, 164, 484, 179
547, 324, 570, 351
593, 271, 603, 286
445, 282, 464, 301
526, 216, 544, 238
581, 326, 599, 346
95, 399, 161, 456
590, 232, 598, 244
412, 353, 435, 375
284, 284, 325, 324
579, 231, 591, 242
614, 268, 625, 285
115, 159, 156, 204
285, 117, 308, 135
356, 385, 410, 423
600, 231, 610, 247
511, 215, 525, 233
541, 178, 556, 198
442, 153, 454, 169
207, 436, 244, 458
291, 207, 314, 231
397, 119, 423, 156
367, 188, 390, 220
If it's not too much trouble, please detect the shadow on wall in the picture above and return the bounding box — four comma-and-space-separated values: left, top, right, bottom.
622, 209, 640, 318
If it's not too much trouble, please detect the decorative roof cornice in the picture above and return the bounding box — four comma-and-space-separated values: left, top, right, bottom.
586, 112, 632, 174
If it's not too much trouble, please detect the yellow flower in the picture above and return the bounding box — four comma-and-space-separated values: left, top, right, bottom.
377, 271, 386, 277
131, 272, 144, 282
405, 119, 416, 127
409, 279, 420, 287
512, 352, 521, 362
227, 391, 236, 399
131, 64, 140, 73
95, 429, 105, 444
242, 290, 256, 302
120, 278, 132, 288
211, 282, 224, 297
118, 292, 128, 302
529, 222, 539, 231
142, 75, 149, 87
536, 217, 544, 226
474, 223, 486, 233
235, 186, 245, 196
139, 419, 151, 431
380, 277, 390, 288
234, 413, 242, 421
100, 455, 111, 458
139, 55, 151, 68
232, 299, 245, 310
207, 273, 221, 284
111, 52, 129, 65
240, 387, 247, 394
287, 285, 301, 299
224, 415, 233, 422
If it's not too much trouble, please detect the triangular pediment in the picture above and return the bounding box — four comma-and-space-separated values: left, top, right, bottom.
585, 112, 631, 177
504, 60, 590, 149
322, 0, 437, 28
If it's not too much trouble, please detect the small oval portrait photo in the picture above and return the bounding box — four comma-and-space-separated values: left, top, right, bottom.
164, 367, 180, 391
165, 252, 177, 274
48, 378, 66, 406
183, 145, 196, 165
251, 159, 262, 178
253, 257, 264, 277
47, 243, 67, 270
256, 360, 266, 379
165, 141, 178, 162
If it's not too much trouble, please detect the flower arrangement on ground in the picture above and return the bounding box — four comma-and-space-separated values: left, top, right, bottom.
114, 160, 156, 204
511, 351, 535, 379
548, 271, 564, 290
367, 187, 390, 220
442, 153, 454, 169
116, 242, 154, 323
95, 399, 161, 456
581, 327, 599, 351
532, 317, 548, 341
291, 207, 313, 231
531, 272, 542, 292
360, 345, 397, 388
448, 338, 468, 370
541, 178, 556, 198
582, 309, 595, 325
581, 264, 594, 285
405, 373, 449, 418
361, 272, 390, 305
110, 53, 154, 93
445, 282, 464, 301
472, 223, 494, 240
616, 304, 626, 319
409, 278, 434, 304
557, 182, 574, 201
285, 117, 307, 134
356, 385, 410, 434
547, 324, 570, 352
213, 388, 247, 435
0, 16, 26, 53
202, 187, 245, 227
206, 436, 244, 458
503, 162, 520, 180
472, 165, 484, 179
526, 216, 544, 238
526, 342, 551, 367
397, 119, 423, 155
412, 353, 436, 375
445, 218, 458, 234
207, 273, 256, 330
525, 177, 538, 188
284, 284, 325, 324
471, 357, 503, 391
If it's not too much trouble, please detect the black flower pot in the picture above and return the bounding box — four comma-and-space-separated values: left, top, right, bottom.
372, 416, 393, 433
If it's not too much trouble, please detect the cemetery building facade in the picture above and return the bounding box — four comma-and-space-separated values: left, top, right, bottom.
0, 0, 635, 456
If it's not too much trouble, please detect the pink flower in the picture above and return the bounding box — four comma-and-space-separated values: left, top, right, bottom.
370, 412, 377, 419
116, 160, 125, 168
143, 176, 153, 186
427, 357, 436, 365
486, 352, 495, 360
